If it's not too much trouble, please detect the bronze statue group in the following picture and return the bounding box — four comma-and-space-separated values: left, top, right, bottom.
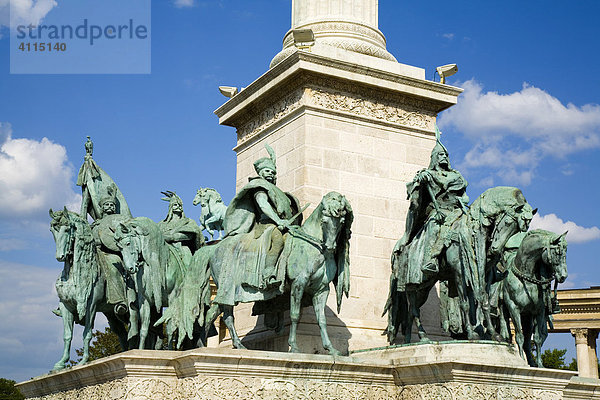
49, 131, 567, 371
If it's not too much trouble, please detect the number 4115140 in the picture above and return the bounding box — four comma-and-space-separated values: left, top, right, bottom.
18, 42, 67, 52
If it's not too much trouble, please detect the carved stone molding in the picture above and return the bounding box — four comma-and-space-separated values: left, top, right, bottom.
181, 376, 398, 399
283, 21, 388, 49
235, 77, 437, 148
236, 88, 305, 146
29, 378, 127, 400
571, 328, 589, 344
305, 83, 435, 130
28, 378, 570, 400
398, 383, 562, 400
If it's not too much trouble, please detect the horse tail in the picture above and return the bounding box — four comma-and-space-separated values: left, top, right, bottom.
333, 199, 353, 313
72, 214, 98, 321
157, 244, 215, 348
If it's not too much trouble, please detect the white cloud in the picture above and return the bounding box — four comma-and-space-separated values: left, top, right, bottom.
173, 0, 194, 8
0, 260, 108, 381
442, 33, 455, 40
0, 260, 63, 379
0, 122, 81, 219
0, 0, 58, 29
529, 213, 600, 244
439, 80, 600, 185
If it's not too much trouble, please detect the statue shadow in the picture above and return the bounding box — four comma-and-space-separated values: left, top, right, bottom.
242, 300, 352, 355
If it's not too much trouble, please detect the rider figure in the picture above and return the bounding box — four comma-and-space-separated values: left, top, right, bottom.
221, 144, 301, 300
392, 126, 469, 288
158, 191, 204, 268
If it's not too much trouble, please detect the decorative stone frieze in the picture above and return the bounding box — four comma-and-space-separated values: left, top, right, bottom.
19, 347, 597, 400
236, 77, 438, 148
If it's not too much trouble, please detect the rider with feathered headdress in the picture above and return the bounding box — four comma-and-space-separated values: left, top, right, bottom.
215, 144, 302, 306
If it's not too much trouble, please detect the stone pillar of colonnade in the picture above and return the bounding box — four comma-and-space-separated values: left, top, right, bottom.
571, 328, 599, 379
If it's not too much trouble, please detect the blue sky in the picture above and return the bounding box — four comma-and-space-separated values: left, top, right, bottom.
1, 0, 599, 381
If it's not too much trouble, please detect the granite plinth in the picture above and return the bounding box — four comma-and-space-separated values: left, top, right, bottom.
17, 343, 600, 399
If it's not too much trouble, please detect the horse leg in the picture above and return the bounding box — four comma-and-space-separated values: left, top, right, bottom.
448, 246, 479, 340
288, 275, 308, 353
138, 299, 150, 350
53, 302, 74, 370
498, 303, 510, 342
204, 302, 221, 340
522, 315, 536, 367
414, 284, 434, 342
533, 312, 548, 368
79, 302, 98, 365
481, 291, 501, 341
505, 296, 526, 360
222, 305, 246, 349
405, 290, 420, 343
312, 289, 340, 355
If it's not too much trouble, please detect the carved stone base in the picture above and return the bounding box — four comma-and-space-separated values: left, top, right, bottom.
17, 344, 600, 400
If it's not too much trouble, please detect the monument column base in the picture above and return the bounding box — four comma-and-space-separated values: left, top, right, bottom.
17, 343, 600, 400
215, 46, 462, 352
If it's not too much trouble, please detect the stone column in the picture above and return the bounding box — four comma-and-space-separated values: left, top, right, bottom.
588, 329, 599, 379
572, 328, 597, 378
271, 0, 396, 67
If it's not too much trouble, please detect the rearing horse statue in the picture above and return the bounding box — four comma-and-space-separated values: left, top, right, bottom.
193, 187, 227, 241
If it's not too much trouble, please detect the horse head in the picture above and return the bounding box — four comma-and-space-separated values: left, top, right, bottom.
193, 188, 204, 206
320, 192, 353, 253
489, 197, 536, 256
49, 207, 74, 262
193, 188, 222, 209
115, 221, 147, 275
543, 231, 568, 283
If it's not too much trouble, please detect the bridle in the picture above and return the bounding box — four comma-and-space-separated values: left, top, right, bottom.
509, 238, 562, 287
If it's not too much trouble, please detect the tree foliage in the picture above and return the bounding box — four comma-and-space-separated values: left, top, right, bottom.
541, 348, 594, 373
0, 378, 24, 400
541, 348, 568, 369
71, 327, 122, 365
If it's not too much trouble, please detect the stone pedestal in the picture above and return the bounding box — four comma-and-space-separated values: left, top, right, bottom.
215, 30, 462, 351
17, 343, 600, 400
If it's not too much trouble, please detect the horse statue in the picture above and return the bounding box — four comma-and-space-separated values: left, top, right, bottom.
193, 187, 227, 240
497, 230, 568, 367
49, 208, 128, 370
385, 186, 534, 344
163, 191, 353, 355
115, 217, 209, 349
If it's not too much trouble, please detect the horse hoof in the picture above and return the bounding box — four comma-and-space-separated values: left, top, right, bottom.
52, 362, 66, 371
233, 342, 247, 350
492, 333, 504, 342
328, 348, 342, 356
289, 347, 300, 353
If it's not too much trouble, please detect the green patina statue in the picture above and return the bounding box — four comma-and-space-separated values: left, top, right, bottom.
48, 130, 568, 368
193, 187, 227, 241
50, 208, 130, 370
159, 145, 353, 355
114, 192, 205, 350
159, 191, 204, 267
384, 126, 567, 367
496, 229, 567, 367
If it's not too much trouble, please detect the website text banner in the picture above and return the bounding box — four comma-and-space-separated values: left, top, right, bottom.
10, 0, 151, 74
